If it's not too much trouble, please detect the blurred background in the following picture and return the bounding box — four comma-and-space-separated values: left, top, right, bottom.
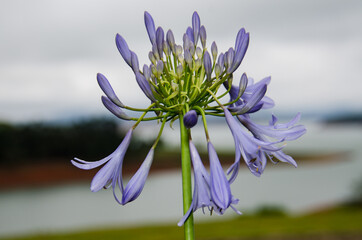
0, 0, 361, 239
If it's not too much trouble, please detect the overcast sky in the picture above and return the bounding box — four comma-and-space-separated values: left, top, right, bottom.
0, 0, 361, 122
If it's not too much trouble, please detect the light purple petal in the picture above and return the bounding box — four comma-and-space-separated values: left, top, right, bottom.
71, 156, 110, 170
208, 142, 232, 210
122, 148, 154, 204
229, 84, 267, 114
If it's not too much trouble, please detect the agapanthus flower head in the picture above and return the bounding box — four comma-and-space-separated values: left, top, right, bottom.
72, 11, 305, 226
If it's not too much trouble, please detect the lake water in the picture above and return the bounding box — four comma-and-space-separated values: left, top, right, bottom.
0, 121, 361, 237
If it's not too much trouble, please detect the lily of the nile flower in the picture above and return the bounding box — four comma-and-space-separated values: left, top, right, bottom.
237, 113, 306, 166
178, 141, 212, 226
224, 106, 305, 181
71, 129, 133, 204
73, 10, 306, 228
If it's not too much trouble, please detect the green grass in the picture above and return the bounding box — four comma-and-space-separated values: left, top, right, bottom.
3, 205, 362, 240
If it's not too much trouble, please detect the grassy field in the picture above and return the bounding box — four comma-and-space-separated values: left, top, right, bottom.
2, 205, 362, 240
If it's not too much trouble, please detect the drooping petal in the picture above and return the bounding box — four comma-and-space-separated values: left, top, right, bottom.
208, 141, 232, 211
115, 34, 132, 67
178, 141, 212, 226
71, 156, 111, 170
122, 148, 154, 204
97, 73, 125, 108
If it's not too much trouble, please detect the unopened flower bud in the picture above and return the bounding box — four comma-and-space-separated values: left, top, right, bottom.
196, 47, 203, 59
152, 42, 160, 60
156, 27, 164, 59
148, 51, 156, 64
151, 64, 158, 76
203, 51, 212, 79
194, 58, 201, 70
176, 64, 183, 77
200, 25, 207, 49
163, 41, 171, 57
156, 60, 164, 75
143, 64, 151, 81
215, 64, 221, 78
186, 27, 194, 44
183, 110, 198, 128
176, 45, 183, 56
211, 41, 218, 61
184, 50, 192, 68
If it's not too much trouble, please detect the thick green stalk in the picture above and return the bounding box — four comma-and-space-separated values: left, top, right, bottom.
179, 114, 195, 240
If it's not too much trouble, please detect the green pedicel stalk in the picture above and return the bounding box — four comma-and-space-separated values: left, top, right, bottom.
180, 112, 195, 240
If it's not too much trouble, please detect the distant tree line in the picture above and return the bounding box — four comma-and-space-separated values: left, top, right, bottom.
0, 118, 154, 167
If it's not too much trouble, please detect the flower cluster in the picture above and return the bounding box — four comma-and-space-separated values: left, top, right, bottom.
72, 11, 306, 226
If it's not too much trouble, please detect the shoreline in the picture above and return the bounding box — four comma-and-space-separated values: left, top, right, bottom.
0, 151, 348, 190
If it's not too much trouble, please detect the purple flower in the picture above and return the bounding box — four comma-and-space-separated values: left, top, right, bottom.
237, 113, 306, 166
122, 148, 154, 204
223, 106, 305, 179
178, 141, 212, 226
183, 110, 198, 128
228, 28, 249, 74
71, 129, 133, 204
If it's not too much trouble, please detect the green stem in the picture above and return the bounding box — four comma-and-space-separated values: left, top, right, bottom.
179, 113, 195, 240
